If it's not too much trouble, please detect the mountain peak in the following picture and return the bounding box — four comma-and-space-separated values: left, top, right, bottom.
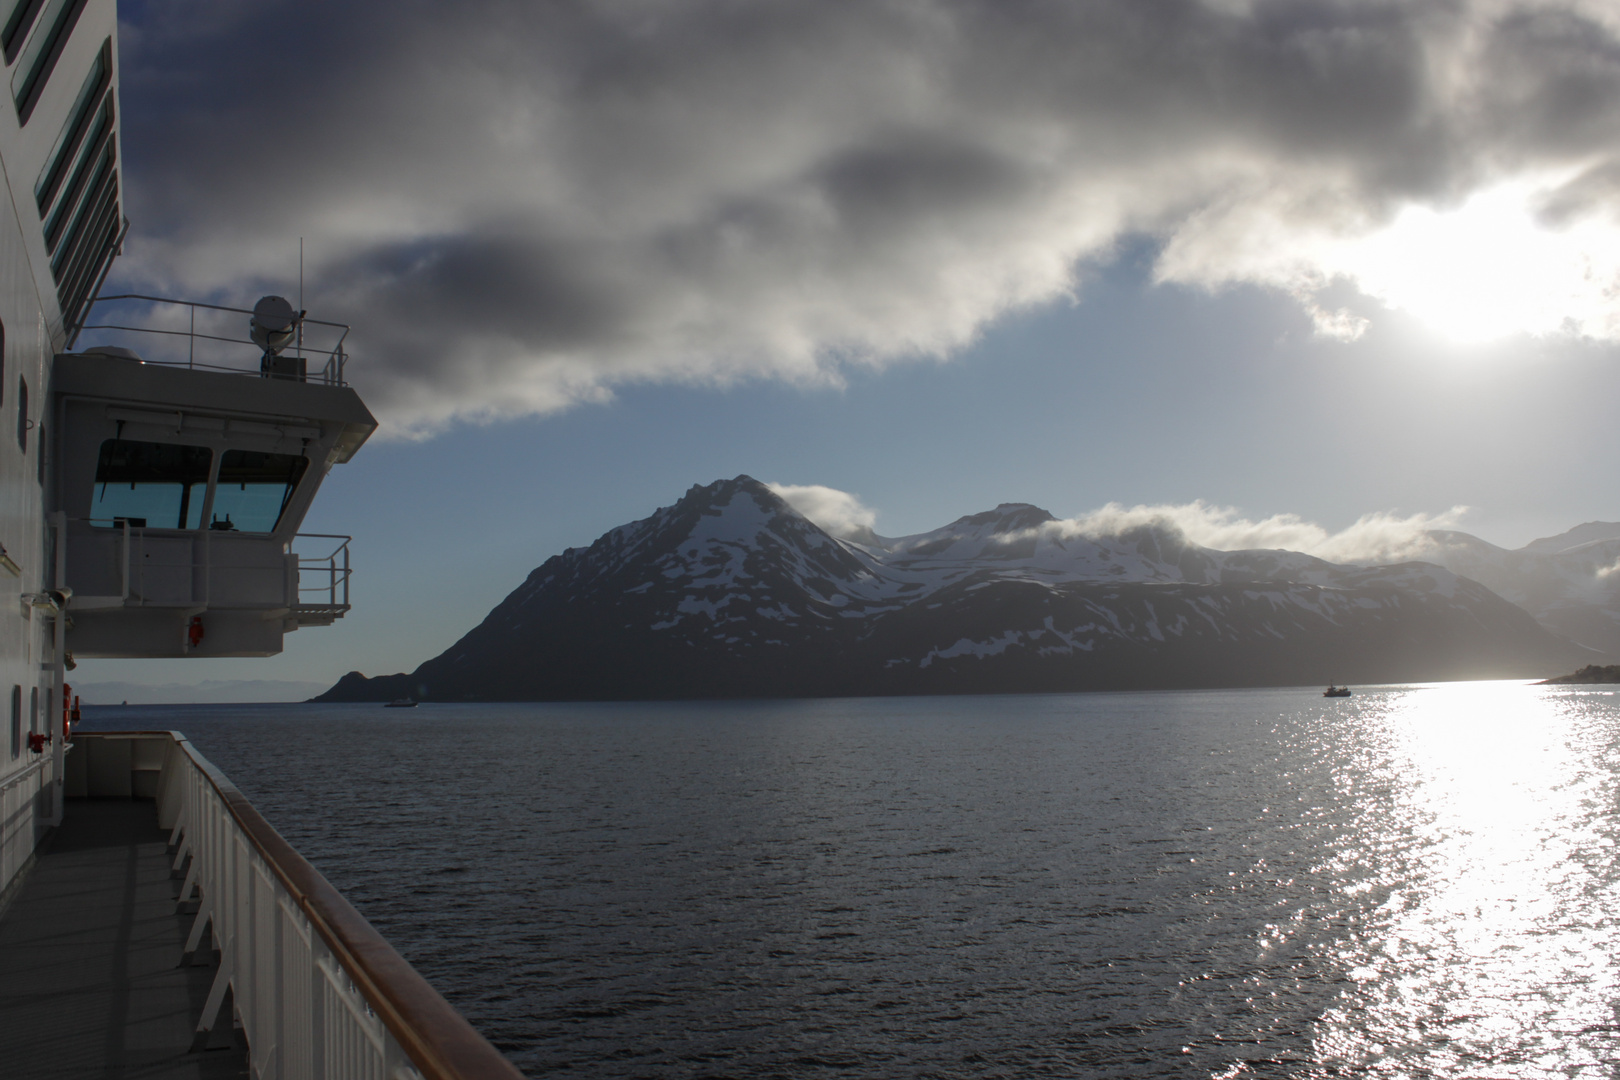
1520, 521, 1620, 555
953, 503, 1056, 533
679, 473, 771, 500
671, 474, 795, 519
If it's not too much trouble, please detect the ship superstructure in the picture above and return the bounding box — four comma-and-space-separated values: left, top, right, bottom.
0, 4, 523, 1076
0, 0, 127, 895
54, 303, 375, 658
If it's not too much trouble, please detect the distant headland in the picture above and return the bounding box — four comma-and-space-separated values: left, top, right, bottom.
1538, 665, 1620, 685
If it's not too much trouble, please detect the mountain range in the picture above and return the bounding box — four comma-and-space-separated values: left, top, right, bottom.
1414, 524, 1620, 658
318, 476, 1604, 702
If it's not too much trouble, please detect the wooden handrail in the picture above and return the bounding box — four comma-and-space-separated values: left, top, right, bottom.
89, 731, 525, 1080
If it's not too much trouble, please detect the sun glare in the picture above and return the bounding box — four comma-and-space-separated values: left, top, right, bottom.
1329, 182, 1620, 344
1311, 682, 1620, 1074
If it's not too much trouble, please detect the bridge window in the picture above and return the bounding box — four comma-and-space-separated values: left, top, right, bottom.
209, 450, 308, 533
91, 439, 211, 530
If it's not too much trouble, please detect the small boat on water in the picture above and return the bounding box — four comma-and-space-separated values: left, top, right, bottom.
385, 697, 418, 708
1323, 686, 1352, 698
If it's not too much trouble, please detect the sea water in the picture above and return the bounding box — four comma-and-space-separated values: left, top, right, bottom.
84, 683, 1620, 1078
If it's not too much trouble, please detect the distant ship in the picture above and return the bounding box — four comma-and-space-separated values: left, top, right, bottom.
0, 5, 519, 1076
1324, 685, 1352, 697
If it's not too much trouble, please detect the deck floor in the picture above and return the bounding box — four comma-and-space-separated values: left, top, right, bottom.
0, 799, 249, 1079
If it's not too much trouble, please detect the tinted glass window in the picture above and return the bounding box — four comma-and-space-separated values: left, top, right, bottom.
48, 141, 110, 275
35, 44, 105, 212
210, 450, 308, 533
92, 439, 212, 529
9, 685, 18, 759
12, 0, 80, 122
15, 375, 24, 452
1, 0, 43, 63
42, 100, 108, 251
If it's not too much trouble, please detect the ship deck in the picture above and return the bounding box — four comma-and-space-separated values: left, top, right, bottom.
0, 798, 249, 1078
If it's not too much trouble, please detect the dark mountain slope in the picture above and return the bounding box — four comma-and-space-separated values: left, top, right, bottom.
320, 477, 1595, 702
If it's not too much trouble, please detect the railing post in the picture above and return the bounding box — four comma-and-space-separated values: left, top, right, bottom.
182, 891, 214, 964
309, 940, 328, 1080
191, 931, 235, 1053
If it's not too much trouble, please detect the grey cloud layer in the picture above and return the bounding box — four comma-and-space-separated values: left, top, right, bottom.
116, 0, 1620, 431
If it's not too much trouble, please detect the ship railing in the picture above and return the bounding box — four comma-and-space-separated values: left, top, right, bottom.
72, 293, 351, 387
294, 533, 352, 613
70, 520, 352, 617
0, 754, 53, 896
73, 731, 525, 1080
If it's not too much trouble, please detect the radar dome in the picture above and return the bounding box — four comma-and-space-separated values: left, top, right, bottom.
250, 295, 298, 355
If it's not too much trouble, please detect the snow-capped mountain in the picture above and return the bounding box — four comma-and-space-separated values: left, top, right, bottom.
1415, 523, 1620, 657
320, 477, 1598, 702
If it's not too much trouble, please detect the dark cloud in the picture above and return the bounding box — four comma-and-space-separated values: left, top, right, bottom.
113, 0, 1620, 432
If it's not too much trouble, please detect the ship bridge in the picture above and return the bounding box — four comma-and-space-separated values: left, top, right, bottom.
50, 295, 377, 657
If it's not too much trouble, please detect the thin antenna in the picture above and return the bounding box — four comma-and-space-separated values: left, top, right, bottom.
297, 237, 304, 359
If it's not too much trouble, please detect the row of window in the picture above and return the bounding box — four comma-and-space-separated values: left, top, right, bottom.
7, 683, 40, 760
6, 12, 122, 335
35, 37, 119, 333
4, 0, 88, 125
93, 439, 309, 533
0, 2, 124, 334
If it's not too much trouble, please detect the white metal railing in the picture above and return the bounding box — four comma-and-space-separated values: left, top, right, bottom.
0, 756, 51, 898
73, 294, 351, 387
82, 732, 524, 1080
293, 534, 353, 612
71, 521, 352, 618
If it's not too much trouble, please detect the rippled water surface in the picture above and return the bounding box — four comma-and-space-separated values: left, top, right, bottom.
86, 684, 1620, 1077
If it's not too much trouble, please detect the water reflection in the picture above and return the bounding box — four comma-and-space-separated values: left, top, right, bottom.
1313, 683, 1620, 1076
85, 688, 1620, 1078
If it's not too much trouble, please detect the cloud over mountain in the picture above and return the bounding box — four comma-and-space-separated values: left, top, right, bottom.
1048, 501, 1471, 565
765, 483, 879, 541
782, 487, 1469, 565
117, 0, 1620, 433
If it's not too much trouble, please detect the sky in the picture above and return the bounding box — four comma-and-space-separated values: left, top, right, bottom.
77, 0, 1620, 701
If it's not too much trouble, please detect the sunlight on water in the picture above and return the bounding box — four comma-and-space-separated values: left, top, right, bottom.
1313, 683, 1620, 1077
88, 687, 1620, 1078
